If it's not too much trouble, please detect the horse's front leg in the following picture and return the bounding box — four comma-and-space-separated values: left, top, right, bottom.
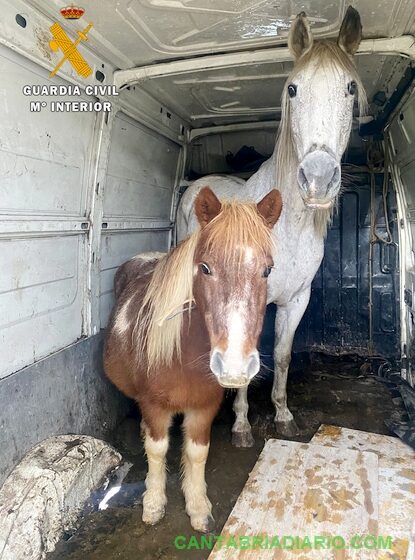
141, 406, 172, 525
272, 288, 311, 437
232, 387, 254, 447
182, 407, 218, 532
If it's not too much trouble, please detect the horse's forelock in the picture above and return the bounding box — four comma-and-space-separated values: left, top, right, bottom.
292, 41, 367, 116
200, 200, 274, 268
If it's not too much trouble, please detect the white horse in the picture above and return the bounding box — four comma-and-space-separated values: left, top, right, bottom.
177, 7, 366, 446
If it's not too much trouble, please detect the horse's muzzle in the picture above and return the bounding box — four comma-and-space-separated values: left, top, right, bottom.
209, 349, 260, 388
298, 150, 340, 203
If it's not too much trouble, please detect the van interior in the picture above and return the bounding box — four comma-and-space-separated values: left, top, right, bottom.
1, 1, 415, 558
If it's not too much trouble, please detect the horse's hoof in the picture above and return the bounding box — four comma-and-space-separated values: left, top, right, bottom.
191, 513, 215, 533
274, 418, 300, 437
142, 505, 165, 525
232, 430, 255, 448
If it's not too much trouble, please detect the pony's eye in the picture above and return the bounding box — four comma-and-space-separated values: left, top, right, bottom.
263, 266, 273, 278
348, 81, 357, 95
287, 84, 297, 98
200, 263, 211, 275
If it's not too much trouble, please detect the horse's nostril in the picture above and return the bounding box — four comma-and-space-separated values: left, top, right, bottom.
210, 349, 225, 376
298, 151, 340, 195
246, 352, 260, 378
298, 166, 308, 191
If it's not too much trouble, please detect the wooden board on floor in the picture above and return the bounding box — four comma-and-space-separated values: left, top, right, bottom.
209, 439, 378, 559
311, 425, 415, 560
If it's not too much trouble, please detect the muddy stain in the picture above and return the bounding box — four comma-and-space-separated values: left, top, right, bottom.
34, 27, 53, 62
328, 488, 358, 511
400, 482, 415, 494
318, 425, 342, 440
333, 549, 346, 560
368, 517, 377, 535
303, 488, 328, 522
357, 464, 374, 516
390, 537, 410, 559
273, 498, 286, 521
398, 469, 415, 481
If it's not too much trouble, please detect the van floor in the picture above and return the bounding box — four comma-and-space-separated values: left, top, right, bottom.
49, 355, 407, 560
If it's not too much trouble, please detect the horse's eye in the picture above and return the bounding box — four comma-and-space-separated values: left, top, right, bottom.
287, 84, 297, 98
348, 81, 357, 95
200, 263, 211, 275
263, 266, 273, 278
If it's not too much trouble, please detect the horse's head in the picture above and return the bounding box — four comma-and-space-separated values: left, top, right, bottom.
193, 187, 282, 388
281, 6, 364, 209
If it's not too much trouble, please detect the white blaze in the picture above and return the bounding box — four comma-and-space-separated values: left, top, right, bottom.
223, 305, 247, 374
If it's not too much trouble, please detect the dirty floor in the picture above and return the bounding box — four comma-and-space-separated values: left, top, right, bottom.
48, 354, 408, 560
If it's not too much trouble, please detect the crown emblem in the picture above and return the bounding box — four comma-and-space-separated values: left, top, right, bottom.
60, 5, 85, 19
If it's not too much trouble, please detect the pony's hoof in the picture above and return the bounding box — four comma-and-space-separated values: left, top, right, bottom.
142, 505, 165, 525
191, 513, 215, 533
232, 430, 255, 448
274, 418, 300, 437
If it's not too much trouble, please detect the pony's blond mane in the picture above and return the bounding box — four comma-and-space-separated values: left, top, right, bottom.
133, 200, 274, 372
276, 40, 367, 237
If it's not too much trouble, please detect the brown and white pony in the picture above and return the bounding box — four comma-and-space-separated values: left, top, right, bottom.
104, 187, 282, 532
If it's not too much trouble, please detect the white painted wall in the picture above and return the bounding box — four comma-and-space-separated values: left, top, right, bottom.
0, 45, 95, 379
99, 112, 181, 326
0, 49, 182, 379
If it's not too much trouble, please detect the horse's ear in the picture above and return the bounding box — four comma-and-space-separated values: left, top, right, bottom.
337, 6, 362, 55
288, 11, 314, 60
257, 190, 283, 229
195, 187, 222, 227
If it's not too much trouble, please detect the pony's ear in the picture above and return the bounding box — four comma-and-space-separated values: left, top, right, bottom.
288, 11, 314, 60
257, 189, 283, 229
195, 187, 222, 227
337, 6, 362, 55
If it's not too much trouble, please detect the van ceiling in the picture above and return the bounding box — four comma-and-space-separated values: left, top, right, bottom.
138, 55, 412, 127
30, 0, 415, 127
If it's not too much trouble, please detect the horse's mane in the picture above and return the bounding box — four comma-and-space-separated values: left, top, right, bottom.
276, 40, 367, 237
133, 200, 274, 372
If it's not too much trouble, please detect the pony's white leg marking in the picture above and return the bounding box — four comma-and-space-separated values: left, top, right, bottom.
142, 432, 169, 525
182, 437, 212, 532
272, 288, 311, 436
231, 387, 254, 448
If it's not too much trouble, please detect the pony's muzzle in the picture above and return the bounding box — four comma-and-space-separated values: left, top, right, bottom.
210, 349, 260, 388
298, 150, 340, 205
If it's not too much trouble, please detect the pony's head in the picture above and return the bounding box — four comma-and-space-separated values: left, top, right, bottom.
278, 6, 365, 212
134, 187, 282, 384
193, 187, 282, 388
